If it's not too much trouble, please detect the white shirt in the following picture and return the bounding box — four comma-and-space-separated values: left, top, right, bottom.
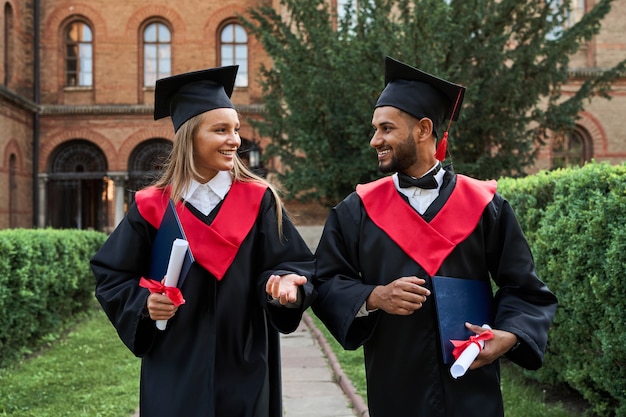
356, 163, 444, 317
183, 171, 233, 216
394, 162, 445, 215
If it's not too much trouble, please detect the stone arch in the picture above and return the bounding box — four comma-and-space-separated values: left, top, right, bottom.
127, 138, 173, 196
2, 0, 23, 33
205, 4, 249, 41
577, 111, 609, 156
39, 129, 117, 173
3, 138, 24, 172
43, 4, 108, 44
47, 139, 107, 176
117, 126, 174, 169
125, 4, 186, 40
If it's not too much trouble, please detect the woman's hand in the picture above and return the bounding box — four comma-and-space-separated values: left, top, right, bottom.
265, 274, 307, 305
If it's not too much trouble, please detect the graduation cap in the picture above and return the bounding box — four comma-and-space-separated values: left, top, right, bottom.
154, 66, 238, 132
375, 57, 466, 161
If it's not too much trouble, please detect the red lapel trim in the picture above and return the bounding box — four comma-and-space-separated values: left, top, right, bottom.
356, 175, 496, 276
136, 181, 268, 280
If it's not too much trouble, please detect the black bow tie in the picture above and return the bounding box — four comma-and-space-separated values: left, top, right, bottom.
397, 165, 441, 189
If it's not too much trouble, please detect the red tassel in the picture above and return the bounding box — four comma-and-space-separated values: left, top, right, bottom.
435, 131, 448, 161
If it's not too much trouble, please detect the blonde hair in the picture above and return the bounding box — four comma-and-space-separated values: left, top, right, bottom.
154, 112, 286, 237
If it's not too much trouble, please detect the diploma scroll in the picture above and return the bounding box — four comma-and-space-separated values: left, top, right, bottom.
156, 238, 189, 331
450, 324, 492, 379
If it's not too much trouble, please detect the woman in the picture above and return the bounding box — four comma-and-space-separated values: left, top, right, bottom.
90, 65, 316, 417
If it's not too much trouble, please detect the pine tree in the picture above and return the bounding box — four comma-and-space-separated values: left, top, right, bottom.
243, 0, 625, 204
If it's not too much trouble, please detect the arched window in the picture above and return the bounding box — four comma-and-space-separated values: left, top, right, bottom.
4, 2, 13, 86
552, 125, 593, 169
128, 138, 172, 189
47, 140, 107, 229
65, 20, 93, 87
9, 153, 17, 228
143, 21, 171, 87
220, 22, 248, 87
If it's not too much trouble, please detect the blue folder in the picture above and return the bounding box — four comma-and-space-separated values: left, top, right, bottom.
432, 275, 494, 364
147, 200, 194, 288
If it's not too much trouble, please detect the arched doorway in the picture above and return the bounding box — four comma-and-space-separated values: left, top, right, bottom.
127, 138, 172, 206
46, 140, 107, 230
551, 125, 593, 169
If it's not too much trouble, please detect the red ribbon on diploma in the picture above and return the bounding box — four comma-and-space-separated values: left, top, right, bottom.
451, 330, 494, 360
139, 277, 186, 307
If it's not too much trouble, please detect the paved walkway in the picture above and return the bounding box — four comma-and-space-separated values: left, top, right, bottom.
132, 226, 369, 417
280, 314, 363, 417
282, 226, 368, 417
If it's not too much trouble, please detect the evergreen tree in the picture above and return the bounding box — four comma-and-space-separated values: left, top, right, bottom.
243, 0, 625, 205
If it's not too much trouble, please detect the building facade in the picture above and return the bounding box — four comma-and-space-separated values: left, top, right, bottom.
0, 0, 625, 231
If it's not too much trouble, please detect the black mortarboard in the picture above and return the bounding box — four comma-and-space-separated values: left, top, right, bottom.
154, 66, 238, 132
375, 57, 466, 136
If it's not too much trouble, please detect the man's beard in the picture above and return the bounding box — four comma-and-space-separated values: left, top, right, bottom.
378, 133, 418, 174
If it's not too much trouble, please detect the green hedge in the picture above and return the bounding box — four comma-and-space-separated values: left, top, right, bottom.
498, 162, 626, 417
0, 229, 107, 368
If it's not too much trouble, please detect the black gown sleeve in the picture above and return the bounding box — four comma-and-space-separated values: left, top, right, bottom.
486, 196, 558, 369
312, 194, 379, 350
90, 203, 158, 356
254, 191, 317, 334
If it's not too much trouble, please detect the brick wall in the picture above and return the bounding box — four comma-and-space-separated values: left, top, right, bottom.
0, 0, 624, 230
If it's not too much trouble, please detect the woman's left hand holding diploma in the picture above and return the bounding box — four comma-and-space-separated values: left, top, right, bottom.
146, 278, 180, 321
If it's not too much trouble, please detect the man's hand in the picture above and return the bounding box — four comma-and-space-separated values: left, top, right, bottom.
466, 322, 518, 369
366, 276, 431, 315
266, 274, 307, 305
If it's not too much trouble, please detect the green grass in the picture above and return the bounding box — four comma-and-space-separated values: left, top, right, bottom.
0, 307, 587, 417
308, 314, 585, 417
0, 306, 140, 417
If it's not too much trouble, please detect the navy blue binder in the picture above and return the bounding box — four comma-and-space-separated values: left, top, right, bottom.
148, 200, 194, 288
432, 275, 494, 364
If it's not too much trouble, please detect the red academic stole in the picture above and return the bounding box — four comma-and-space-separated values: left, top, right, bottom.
136, 181, 268, 280
356, 175, 497, 276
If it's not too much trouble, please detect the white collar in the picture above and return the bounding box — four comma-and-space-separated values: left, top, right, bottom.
392, 162, 444, 190
183, 170, 233, 201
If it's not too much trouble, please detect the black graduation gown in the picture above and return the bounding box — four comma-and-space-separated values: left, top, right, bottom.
90, 185, 316, 417
312, 169, 557, 417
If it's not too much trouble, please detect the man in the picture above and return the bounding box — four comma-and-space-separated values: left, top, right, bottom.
312, 57, 557, 417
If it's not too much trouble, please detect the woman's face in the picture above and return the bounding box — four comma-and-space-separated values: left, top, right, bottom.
193, 107, 241, 181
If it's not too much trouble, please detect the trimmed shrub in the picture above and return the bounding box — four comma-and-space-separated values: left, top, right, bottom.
0, 229, 107, 368
499, 162, 626, 417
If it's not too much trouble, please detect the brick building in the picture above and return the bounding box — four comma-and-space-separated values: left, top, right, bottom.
0, 0, 625, 231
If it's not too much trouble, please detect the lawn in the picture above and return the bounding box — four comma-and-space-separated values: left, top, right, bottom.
0, 307, 140, 417
0, 306, 587, 417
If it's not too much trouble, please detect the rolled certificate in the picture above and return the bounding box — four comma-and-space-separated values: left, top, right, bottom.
156, 238, 189, 331
450, 324, 492, 379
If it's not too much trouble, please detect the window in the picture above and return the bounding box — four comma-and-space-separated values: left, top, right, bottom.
336, 0, 357, 21
65, 21, 93, 86
143, 22, 171, 87
552, 126, 592, 169
546, 0, 585, 40
9, 154, 17, 228
4, 2, 13, 85
220, 23, 248, 87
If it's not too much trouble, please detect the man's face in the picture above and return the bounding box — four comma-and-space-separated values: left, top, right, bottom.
370, 106, 418, 174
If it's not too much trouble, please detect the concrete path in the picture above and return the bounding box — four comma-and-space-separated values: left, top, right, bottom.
282, 225, 368, 417
281, 313, 367, 417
